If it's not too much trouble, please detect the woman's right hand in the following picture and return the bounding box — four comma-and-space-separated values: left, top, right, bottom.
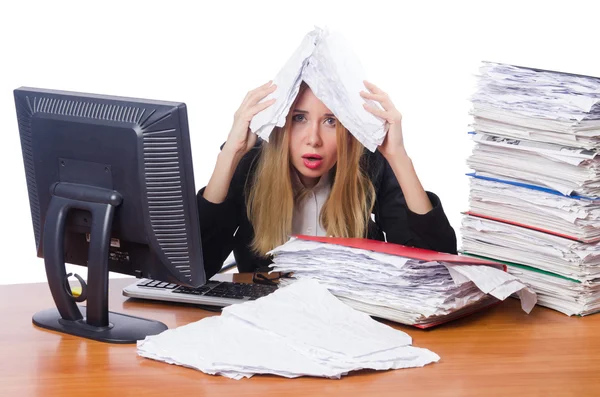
222, 81, 277, 158
203, 81, 276, 204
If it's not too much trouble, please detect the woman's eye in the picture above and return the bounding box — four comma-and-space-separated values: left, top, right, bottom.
325, 117, 337, 126
292, 114, 306, 122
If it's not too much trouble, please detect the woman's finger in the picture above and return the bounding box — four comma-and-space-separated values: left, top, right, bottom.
248, 98, 276, 116
241, 81, 275, 108
250, 83, 277, 104
363, 103, 388, 120
363, 80, 386, 95
243, 85, 276, 110
360, 91, 392, 111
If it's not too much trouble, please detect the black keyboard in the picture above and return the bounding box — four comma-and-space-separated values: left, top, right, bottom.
136, 279, 278, 300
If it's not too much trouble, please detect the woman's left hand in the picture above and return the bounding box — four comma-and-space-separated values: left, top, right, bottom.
360, 81, 406, 160
361, 81, 433, 215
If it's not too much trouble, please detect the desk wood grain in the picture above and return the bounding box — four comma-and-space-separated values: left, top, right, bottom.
1, 276, 599, 396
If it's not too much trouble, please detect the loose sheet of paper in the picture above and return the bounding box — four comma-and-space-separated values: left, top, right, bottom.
137, 279, 439, 379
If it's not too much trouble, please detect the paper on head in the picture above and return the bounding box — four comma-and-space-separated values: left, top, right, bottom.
249, 26, 388, 152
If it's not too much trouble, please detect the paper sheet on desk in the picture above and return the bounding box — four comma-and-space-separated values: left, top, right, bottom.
249, 26, 388, 152
137, 279, 439, 380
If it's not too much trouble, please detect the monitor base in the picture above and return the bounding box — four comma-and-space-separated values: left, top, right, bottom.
32, 306, 168, 344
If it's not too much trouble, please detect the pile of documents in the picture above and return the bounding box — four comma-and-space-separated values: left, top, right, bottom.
466, 176, 600, 243
249, 26, 387, 152
269, 236, 535, 327
462, 61, 600, 316
467, 132, 600, 197
462, 216, 600, 315
138, 279, 440, 379
470, 62, 600, 149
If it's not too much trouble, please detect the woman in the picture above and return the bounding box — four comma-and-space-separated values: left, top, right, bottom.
197, 80, 456, 278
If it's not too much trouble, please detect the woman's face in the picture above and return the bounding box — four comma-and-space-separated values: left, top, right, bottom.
288, 86, 338, 188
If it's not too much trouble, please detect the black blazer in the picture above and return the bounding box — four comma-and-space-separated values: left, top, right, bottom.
197, 143, 457, 279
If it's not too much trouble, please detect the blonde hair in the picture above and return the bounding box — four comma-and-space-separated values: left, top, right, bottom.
246, 89, 375, 256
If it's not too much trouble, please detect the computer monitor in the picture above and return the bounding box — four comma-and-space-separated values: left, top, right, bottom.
13, 87, 206, 343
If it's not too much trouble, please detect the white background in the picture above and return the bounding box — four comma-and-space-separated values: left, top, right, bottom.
0, 0, 598, 285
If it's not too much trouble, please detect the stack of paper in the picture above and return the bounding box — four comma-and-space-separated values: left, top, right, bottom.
269, 237, 535, 328
462, 216, 600, 281
466, 177, 600, 243
462, 216, 600, 315
467, 132, 600, 197
462, 62, 600, 316
470, 62, 600, 149
137, 279, 440, 379
249, 26, 387, 152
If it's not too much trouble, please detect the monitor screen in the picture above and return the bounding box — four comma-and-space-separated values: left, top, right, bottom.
14, 87, 207, 342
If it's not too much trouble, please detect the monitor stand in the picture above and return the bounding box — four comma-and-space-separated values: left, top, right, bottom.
32, 182, 168, 343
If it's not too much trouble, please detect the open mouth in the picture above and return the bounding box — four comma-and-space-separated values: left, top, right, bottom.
302, 154, 323, 169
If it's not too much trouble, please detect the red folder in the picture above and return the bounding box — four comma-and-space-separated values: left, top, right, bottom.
293, 234, 504, 268
290, 235, 506, 329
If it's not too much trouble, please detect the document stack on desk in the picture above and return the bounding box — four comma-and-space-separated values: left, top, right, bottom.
268, 236, 536, 328
137, 279, 440, 379
462, 61, 600, 316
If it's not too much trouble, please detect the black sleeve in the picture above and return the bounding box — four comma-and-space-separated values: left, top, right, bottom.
373, 155, 457, 254
196, 146, 258, 279
196, 187, 238, 279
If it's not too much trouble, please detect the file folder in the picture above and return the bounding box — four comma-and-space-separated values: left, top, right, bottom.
288, 235, 511, 328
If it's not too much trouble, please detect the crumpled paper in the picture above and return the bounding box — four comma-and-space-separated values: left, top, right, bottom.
250, 26, 388, 152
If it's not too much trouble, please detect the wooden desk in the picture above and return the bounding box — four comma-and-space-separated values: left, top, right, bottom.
1, 276, 599, 397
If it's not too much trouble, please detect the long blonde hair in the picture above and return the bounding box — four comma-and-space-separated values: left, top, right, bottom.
246, 91, 375, 256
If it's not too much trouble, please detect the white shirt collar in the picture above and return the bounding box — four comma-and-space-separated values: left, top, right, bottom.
291, 168, 332, 192
291, 169, 333, 237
